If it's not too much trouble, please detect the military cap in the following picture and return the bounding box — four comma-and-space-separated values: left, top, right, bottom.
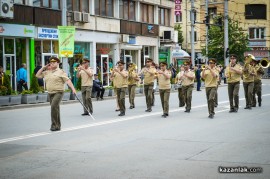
229, 54, 238, 59
146, 58, 153, 62
117, 60, 125, 65
159, 61, 167, 66
183, 60, 190, 65
82, 58, 90, 63
49, 56, 60, 63
208, 58, 217, 63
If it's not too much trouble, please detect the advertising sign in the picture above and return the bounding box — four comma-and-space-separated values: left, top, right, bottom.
0, 23, 35, 37
37, 27, 58, 39
58, 26, 75, 57
175, 0, 182, 16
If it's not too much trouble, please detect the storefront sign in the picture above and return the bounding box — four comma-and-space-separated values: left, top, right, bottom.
251, 47, 269, 51
97, 48, 111, 54
37, 27, 58, 39
58, 26, 76, 57
248, 41, 266, 47
244, 51, 268, 58
0, 23, 35, 37
175, 0, 182, 16
74, 44, 85, 54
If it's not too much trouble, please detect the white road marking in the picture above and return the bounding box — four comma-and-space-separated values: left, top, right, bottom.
0, 94, 270, 144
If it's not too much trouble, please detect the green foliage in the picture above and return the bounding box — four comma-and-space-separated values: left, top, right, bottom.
105, 86, 113, 90
202, 16, 249, 64
30, 73, 40, 94
76, 77, 81, 90
174, 24, 184, 46
0, 86, 8, 96
2, 74, 11, 95
21, 90, 33, 95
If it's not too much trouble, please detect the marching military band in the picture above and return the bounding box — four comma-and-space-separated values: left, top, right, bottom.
37, 55, 267, 131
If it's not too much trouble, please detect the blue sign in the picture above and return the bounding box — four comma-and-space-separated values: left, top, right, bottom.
37, 27, 58, 39
128, 36, 136, 44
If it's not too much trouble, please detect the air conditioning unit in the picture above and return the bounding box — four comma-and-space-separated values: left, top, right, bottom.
122, 34, 129, 43
73, 11, 82, 22
0, 0, 14, 19
82, 13, 90, 23
163, 31, 172, 40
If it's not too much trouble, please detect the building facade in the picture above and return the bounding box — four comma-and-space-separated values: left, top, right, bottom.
0, 0, 175, 89
175, 0, 270, 64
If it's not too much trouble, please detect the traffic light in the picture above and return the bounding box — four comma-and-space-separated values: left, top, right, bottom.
203, 15, 210, 25
225, 48, 229, 58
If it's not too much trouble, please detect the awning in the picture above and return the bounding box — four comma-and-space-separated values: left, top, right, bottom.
172, 49, 190, 58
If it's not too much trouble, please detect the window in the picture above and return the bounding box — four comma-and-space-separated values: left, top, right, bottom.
95, 0, 114, 17
189, 10, 197, 22
140, 3, 154, 24
190, 31, 197, 42
32, 0, 60, 9
249, 28, 265, 39
175, 14, 182, 23
119, 0, 136, 20
245, 4, 267, 19
14, 0, 25, 4
159, 8, 170, 26
67, 0, 89, 12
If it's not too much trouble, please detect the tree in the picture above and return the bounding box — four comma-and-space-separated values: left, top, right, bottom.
174, 24, 184, 46
2, 74, 12, 95
30, 73, 40, 94
202, 16, 250, 65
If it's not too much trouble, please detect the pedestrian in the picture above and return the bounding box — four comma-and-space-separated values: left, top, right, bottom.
34, 61, 44, 88
140, 58, 157, 112
0, 66, 4, 86
225, 54, 243, 113
77, 58, 94, 115
36, 57, 76, 131
181, 61, 195, 113
201, 58, 219, 119
242, 54, 255, 110
127, 63, 139, 109
194, 65, 201, 91
157, 62, 171, 118
111, 60, 128, 116
252, 59, 264, 107
93, 74, 105, 100
16, 63, 28, 93
175, 65, 185, 107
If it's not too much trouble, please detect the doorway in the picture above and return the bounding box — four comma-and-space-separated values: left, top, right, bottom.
4, 55, 16, 90
124, 55, 132, 69
42, 54, 59, 66
96, 54, 111, 86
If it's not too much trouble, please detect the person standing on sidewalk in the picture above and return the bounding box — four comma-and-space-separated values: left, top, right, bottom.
77, 58, 94, 115
111, 60, 128, 116
16, 63, 28, 93
93, 74, 105, 100
201, 58, 219, 119
36, 57, 76, 131
225, 54, 242, 113
141, 58, 156, 112
181, 61, 195, 113
157, 62, 171, 118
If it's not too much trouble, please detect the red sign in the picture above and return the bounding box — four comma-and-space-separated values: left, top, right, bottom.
244, 51, 269, 57
175, 11, 181, 16
175, 0, 182, 16
97, 48, 111, 54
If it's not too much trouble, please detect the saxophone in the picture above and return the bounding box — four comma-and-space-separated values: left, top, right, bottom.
128, 63, 137, 84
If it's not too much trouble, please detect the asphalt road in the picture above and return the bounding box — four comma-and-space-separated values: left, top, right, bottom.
0, 80, 270, 179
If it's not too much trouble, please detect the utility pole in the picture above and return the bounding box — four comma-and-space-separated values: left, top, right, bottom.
205, 0, 209, 64
61, 0, 69, 84
191, 0, 195, 65
224, 0, 229, 66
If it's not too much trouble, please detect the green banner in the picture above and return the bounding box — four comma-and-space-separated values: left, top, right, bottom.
58, 26, 75, 57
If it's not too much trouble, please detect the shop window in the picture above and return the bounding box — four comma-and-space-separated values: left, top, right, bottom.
67, 0, 89, 12
4, 39, 14, 54
249, 28, 265, 39
140, 3, 154, 24
245, 4, 266, 19
35, 41, 42, 66
52, 41, 59, 54
33, 0, 60, 10
43, 40, 51, 53
119, 0, 136, 21
159, 8, 170, 26
95, 0, 114, 17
